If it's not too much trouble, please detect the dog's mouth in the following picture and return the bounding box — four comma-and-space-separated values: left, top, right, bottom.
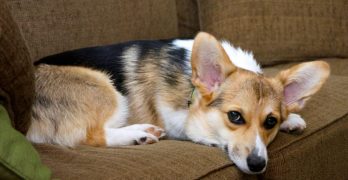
224, 144, 267, 174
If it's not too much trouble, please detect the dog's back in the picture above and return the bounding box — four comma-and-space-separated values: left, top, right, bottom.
29, 40, 191, 146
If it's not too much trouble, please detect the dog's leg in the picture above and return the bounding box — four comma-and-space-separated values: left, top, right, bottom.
280, 113, 306, 134
105, 124, 165, 146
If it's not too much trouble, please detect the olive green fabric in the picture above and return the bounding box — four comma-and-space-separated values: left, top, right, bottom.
0, 165, 21, 180
198, 0, 348, 65
0, 105, 51, 180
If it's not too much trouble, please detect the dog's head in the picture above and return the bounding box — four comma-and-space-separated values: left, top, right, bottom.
185, 32, 330, 174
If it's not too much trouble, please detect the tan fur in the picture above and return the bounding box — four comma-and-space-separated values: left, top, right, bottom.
189, 68, 282, 147
123, 47, 163, 127
28, 65, 117, 147
191, 32, 236, 103
123, 47, 192, 127
277, 61, 330, 112
188, 33, 330, 148
29, 32, 329, 173
186, 33, 330, 173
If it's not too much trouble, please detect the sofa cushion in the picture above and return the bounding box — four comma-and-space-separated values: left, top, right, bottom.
7, 0, 179, 61
198, 0, 348, 65
175, 0, 200, 38
0, 0, 33, 134
34, 59, 348, 179
264, 58, 348, 77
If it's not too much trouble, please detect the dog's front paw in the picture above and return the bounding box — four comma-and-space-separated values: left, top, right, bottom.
124, 124, 166, 145
134, 133, 159, 145
124, 124, 166, 139
105, 124, 166, 147
280, 113, 306, 134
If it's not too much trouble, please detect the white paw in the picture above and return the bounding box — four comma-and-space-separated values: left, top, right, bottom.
280, 113, 306, 134
133, 131, 159, 145
105, 124, 166, 147
123, 124, 166, 139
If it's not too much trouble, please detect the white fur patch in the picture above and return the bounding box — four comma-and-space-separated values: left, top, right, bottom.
172, 39, 194, 54
104, 128, 151, 146
221, 41, 262, 74
255, 131, 267, 160
172, 39, 262, 74
280, 113, 307, 132
156, 97, 188, 140
186, 110, 226, 146
105, 124, 165, 146
104, 92, 129, 129
123, 46, 140, 83
26, 127, 48, 144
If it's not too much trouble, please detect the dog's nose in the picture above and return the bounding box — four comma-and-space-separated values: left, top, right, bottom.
246, 153, 266, 172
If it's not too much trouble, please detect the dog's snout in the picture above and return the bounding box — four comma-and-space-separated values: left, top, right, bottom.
246, 152, 266, 172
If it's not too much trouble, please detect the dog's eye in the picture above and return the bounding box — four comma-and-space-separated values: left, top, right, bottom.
264, 116, 277, 129
227, 111, 245, 125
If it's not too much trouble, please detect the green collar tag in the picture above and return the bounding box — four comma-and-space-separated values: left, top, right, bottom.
187, 88, 196, 107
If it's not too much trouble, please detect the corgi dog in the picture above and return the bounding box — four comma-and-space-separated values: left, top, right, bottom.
28, 32, 330, 174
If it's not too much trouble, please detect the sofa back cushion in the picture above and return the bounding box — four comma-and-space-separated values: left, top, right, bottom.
7, 0, 179, 62
0, 0, 33, 134
176, 0, 200, 38
198, 0, 348, 65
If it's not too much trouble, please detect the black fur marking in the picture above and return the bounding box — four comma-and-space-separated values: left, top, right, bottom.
32, 98, 59, 134
208, 95, 224, 107
35, 39, 192, 95
36, 95, 53, 108
137, 41, 166, 60
31, 110, 39, 121
210, 143, 218, 147
139, 137, 147, 143
35, 43, 129, 94
161, 48, 189, 86
224, 145, 229, 153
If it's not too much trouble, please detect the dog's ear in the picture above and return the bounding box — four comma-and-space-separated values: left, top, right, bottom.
191, 32, 237, 103
277, 61, 330, 113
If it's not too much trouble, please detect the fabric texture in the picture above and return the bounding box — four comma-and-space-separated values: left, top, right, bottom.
7, 0, 179, 62
0, 105, 51, 180
0, 0, 34, 134
175, 0, 200, 38
33, 59, 348, 179
198, 0, 348, 65
264, 58, 348, 77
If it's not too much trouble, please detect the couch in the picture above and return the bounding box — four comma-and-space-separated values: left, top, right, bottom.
1, 0, 347, 179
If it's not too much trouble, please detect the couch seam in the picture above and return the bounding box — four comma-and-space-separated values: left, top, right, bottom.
194, 163, 233, 180
196, 0, 203, 31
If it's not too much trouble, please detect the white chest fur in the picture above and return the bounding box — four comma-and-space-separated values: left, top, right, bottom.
156, 97, 188, 140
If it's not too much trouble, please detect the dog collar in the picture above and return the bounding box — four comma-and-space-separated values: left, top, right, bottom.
187, 87, 196, 107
